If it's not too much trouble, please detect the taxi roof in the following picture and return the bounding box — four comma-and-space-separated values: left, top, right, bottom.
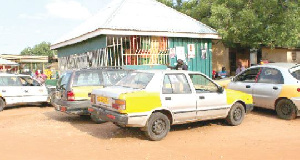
259, 63, 299, 70
135, 69, 205, 75
0, 73, 30, 77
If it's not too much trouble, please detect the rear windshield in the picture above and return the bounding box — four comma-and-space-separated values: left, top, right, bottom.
290, 66, 300, 80
116, 72, 154, 89
57, 72, 72, 89
72, 70, 129, 87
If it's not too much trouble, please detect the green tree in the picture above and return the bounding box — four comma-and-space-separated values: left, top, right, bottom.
159, 0, 300, 48
20, 42, 57, 56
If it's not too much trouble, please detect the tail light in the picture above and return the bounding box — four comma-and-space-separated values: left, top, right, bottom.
91, 94, 95, 104
297, 88, 300, 92
112, 99, 126, 110
67, 91, 75, 101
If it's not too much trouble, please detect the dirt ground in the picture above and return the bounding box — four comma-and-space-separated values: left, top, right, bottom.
0, 105, 300, 160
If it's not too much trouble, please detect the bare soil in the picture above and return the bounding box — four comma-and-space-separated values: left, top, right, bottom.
0, 105, 300, 160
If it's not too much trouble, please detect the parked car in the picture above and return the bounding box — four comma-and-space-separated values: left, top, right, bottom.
53, 68, 130, 123
89, 70, 253, 141
228, 63, 300, 120
0, 73, 48, 111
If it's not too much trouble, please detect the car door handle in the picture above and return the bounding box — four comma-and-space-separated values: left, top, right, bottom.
165, 97, 171, 100
199, 96, 205, 100
246, 85, 251, 88
2, 90, 6, 93
24, 90, 28, 93
273, 86, 278, 90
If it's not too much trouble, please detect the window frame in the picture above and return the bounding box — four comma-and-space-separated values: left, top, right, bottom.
162, 73, 192, 94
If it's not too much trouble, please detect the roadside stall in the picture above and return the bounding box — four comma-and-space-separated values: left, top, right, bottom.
0, 58, 19, 73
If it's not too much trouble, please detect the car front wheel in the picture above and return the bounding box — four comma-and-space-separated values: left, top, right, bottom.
276, 99, 297, 120
145, 112, 170, 141
226, 102, 245, 126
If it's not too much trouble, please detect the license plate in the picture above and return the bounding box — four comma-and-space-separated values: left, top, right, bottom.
97, 96, 109, 104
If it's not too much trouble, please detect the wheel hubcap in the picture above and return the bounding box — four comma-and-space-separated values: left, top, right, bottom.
233, 108, 242, 121
152, 119, 166, 135
281, 104, 291, 115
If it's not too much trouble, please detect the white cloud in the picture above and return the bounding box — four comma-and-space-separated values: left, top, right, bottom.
46, 0, 92, 20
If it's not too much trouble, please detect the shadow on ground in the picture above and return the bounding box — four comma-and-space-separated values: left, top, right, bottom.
4, 103, 51, 111
250, 107, 278, 119
44, 110, 229, 140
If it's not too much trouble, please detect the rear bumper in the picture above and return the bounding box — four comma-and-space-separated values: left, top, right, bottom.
89, 105, 128, 126
245, 104, 254, 113
53, 99, 91, 115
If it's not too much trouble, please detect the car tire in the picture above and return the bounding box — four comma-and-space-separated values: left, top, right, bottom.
276, 99, 297, 120
90, 114, 106, 124
0, 98, 5, 112
144, 112, 170, 141
226, 102, 245, 126
50, 93, 56, 106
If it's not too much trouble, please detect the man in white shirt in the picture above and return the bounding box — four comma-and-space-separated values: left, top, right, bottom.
236, 62, 245, 75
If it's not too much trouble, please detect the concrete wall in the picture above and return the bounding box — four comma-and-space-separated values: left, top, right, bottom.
57, 35, 107, 58
262, 47, 288, 62
262, 47, 300, 63
212, 40, 230, 74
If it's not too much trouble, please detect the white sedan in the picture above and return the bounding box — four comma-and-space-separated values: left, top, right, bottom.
0, 73, 49, 111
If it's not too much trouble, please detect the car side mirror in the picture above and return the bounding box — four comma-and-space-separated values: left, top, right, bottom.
217, 86, 224, 93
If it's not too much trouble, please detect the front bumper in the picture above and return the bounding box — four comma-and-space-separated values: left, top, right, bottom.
89, 105, 128, 126
245, 104, 254, 113
53, 99, 91, 115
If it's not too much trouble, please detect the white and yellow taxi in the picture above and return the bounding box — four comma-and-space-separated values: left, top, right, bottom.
89, 70, 253, 141
228, 63, 300, 120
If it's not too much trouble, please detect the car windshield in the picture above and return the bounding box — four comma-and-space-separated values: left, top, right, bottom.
290, 65, 300, 80
116, 72, 154, 89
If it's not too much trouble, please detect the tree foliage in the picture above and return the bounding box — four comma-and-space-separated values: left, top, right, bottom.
20, 42, 57, 56
158, 0, 300, 48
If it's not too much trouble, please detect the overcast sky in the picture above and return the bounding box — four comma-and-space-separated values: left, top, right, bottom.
0, 0, 111, 54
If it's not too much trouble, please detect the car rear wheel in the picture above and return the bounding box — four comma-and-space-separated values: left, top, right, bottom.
50, 93, 56, 106
276, 99, 297, 120
226, 103, 245, 126
144, 112, 170, 141
0, 98, 5, 112
90, 114, 106, 124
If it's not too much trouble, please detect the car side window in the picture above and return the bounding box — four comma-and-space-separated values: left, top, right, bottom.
19, 77, 40, 86
189, 74, 218, 93
234, 68, 261, 83
162, 74, 191, 94
0, 76, 22, 86
257, 67, 284, 84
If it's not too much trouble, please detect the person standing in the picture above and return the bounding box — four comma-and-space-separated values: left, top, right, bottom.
166, 59, 188, 70
236, 61, 245, 75
218, 67, 228, 79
